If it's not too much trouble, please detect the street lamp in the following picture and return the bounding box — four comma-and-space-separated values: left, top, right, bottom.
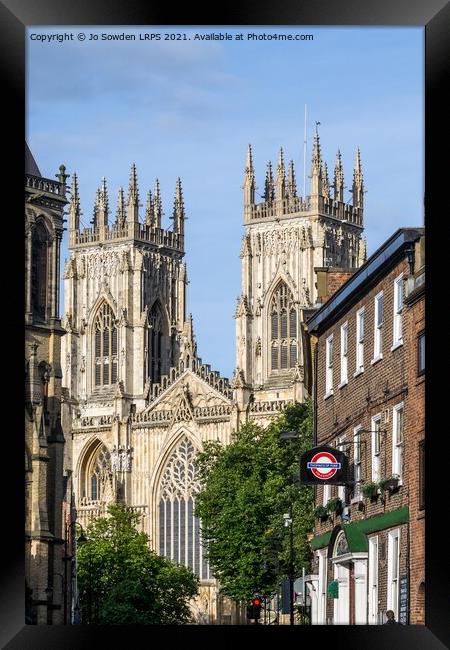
279, 429, 300, 626
283, 509, 295, 626
66, 521, 87, 624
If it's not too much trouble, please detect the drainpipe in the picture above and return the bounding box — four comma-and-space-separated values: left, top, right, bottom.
313, 338, 318, 447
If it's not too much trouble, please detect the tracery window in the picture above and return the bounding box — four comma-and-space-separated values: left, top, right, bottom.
31, 222, 49, 322
148, 302, 164, 383
159, 437, 210, 580
85, 444, 111, 502
270, 282, 298, 371
94, 303, 118, 387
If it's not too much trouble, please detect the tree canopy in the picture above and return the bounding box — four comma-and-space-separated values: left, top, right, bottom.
195, 401, 314, 603
76, 504, 199, 624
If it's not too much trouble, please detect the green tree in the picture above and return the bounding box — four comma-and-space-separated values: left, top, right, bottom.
195, 401, 314, 605
77, 504, 199, 624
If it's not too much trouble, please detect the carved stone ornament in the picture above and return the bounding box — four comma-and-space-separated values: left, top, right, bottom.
231, 368, 246, 389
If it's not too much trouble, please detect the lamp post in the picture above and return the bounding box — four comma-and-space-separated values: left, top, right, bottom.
67, 521, 87, 624
279, 430, 300, 626
283, 508, 295, 625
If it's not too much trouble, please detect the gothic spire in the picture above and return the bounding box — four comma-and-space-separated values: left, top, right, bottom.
92, 188, 100, 228
127, 163, 139, 223
116, 187, 126, 228
287, 160, 297, 198
153, 179, 162, 228
243, 144, 255, 205
310, 125, 322, 196
145, 190, 154, 226
276, 147, 286, 200
245, 143, 254, 176
352, 147, 364, 208
69, 172, 80, 231
322, 162, 330, 199
334, 149, 344, 202
98, 176, 109, 227
128, 163, 139, 204
264, 160, 274, 203
311, 127, 322, 175
172, 177, 185, 236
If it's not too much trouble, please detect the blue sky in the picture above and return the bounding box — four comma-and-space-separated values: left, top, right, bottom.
27, 26, 423, 379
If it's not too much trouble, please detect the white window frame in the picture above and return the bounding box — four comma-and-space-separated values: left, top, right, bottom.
325, 334, 334, 397
371, 414, 382, 482
340, 322, 348, 386
354, 307, 365, 375
322, 482, 331, 506
368, 536, 379, 624
336, 436, 346, 502
392, 402, 404, 484
372, 291, 384, 363
317, 548, 328, 624
387, 528, 400, 618
392, 273, 404, 349
352, 425, 362, 502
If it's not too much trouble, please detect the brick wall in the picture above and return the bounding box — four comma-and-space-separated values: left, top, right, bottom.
315, 267, 356, 305
404, 261, 425, 624
315, 258, 409, 533
310, 252, 421, 624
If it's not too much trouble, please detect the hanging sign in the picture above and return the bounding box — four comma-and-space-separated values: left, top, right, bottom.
399, 575, 409, 625
300, 445, 349, 485
327, 580, 339, 598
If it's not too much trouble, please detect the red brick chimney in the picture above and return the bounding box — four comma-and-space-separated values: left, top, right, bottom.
315, 267, 357, 304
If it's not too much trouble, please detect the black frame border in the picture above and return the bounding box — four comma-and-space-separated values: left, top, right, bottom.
2, 0, 449, 647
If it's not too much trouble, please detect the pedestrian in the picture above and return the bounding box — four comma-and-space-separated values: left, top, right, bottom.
384, 610, 400, 625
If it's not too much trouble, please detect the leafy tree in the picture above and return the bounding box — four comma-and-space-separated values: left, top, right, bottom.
77, 504, 199, 624
195, 401, 314, 604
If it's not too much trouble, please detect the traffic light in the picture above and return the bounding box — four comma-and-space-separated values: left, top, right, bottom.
246, 597, 262, 620
252, 597, 262, 620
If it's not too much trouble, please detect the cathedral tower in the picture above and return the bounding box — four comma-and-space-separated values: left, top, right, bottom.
235, 135, 366, 406
62, 165, 234, 623
25, 144, 68, 623
63, 165, 188, 408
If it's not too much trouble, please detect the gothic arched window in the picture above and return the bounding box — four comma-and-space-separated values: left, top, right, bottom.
84, 444, 111, 502
148, 302, 164, 383
159, 437, 210, 580
270, 282, 298, 371
94, 303, 118, 387
31, 222, 50, 322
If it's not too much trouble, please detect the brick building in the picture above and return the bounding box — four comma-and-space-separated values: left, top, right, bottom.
403, 233, 425, 624
304, 227, 424, 625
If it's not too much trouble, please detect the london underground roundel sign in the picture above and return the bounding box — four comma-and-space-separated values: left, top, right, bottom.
307, 451, 341, 480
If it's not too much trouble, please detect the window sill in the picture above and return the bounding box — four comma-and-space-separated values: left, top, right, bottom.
353, 369, 364, 378
370, 354, 383, 366
391, 341, 403, 352
338, 379, 348, 389
324, 390, 334, 400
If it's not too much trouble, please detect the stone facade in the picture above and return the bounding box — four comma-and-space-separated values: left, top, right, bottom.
25, 145, 69, 624
305, 227, 425, 625
61, 136, 364, 623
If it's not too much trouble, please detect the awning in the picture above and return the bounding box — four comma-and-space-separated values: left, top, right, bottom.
310, 506, 409, 553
